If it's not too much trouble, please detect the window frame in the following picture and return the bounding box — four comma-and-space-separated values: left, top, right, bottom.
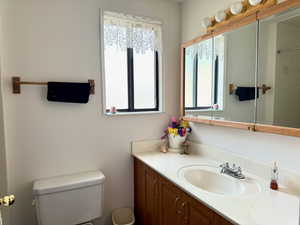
100, 9, 164, 115
185, 53, 219, 111
106, 48, 160, 113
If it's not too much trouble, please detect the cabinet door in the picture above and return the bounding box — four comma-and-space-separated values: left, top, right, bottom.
160, 178, 183, 225
145, 167, 160, 225
213, 214, 234, 225
134, 159, 146, 225
184, 194, 214, 225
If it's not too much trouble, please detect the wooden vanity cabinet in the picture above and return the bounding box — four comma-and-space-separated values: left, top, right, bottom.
213, 214, 235, 225
134, 158, 234, 225
144, 164, 160, 225
160, 176, 186, 225
184, 193, 215, 225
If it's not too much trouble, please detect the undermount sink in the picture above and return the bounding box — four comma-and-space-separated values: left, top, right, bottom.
178, 165, 262, 196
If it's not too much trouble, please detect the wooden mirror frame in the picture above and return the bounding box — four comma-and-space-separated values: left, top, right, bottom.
181, 0, 300, 137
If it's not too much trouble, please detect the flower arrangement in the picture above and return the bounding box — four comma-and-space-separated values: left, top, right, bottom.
161, 117, 192, 140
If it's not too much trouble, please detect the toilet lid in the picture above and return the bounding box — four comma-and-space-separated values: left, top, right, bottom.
33, 170, 105, 195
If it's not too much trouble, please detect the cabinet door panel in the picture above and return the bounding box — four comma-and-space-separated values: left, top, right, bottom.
145, 167, 160, 225
134, 159, 146, 225
213, 214, 234, 225
185, 194, 214, 225
160, 178, 182, 225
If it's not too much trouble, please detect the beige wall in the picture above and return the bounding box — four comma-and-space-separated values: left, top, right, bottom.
0, 0, 8, 224
181, 0, 229, 42
182, 0, 300, 173
213, 23, 257, 123
273, 21, 300, 127
257, 20, 277, 124
1, 0, 181, 225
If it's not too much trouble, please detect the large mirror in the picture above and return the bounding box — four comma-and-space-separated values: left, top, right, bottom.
182, 2, 300, 137
212, 22, 257, 123
257, 6, 300, 129
184, 22, 258, 124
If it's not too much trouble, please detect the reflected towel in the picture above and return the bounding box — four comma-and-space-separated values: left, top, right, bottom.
235, 87, 259, 101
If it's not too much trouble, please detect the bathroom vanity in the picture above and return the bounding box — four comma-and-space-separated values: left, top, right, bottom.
134, 158, 233, 225
132, 140, 300, 225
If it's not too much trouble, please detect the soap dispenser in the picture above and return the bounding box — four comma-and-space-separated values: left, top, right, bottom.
270, 162, 279, 190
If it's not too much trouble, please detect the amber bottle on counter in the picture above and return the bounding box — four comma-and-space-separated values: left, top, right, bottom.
270, 162, 279, 190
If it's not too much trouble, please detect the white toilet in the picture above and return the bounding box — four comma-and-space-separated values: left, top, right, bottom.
33, 170, 105, 225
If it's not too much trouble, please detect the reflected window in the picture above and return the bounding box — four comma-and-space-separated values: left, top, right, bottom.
214, 35, 225, 110
185, 38, 224, 110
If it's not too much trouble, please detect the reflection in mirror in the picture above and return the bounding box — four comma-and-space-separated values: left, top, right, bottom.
257, 6, 300, 128
184, 38, 213, 119
212, 22, 257, 123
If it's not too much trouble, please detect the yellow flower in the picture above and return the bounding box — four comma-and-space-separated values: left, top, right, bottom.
180, 120, 190, 128
168, 128, 178, 136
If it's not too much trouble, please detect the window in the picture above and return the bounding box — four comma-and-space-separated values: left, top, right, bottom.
103, 11, 162, 114
213, 35, 225, 110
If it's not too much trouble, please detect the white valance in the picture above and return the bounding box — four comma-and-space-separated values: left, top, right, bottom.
186, 39, 213, 61
185, 37, 225, 61
103, 11, 162, 53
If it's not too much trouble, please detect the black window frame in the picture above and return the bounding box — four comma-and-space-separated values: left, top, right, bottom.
185, 53, 219, 111
106, 48, 160, 113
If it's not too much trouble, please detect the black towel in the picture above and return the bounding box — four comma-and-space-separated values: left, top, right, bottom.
47, 82, 91, 103
235, 87, 259, 101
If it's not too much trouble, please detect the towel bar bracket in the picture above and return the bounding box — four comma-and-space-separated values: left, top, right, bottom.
12, 76, 95, 95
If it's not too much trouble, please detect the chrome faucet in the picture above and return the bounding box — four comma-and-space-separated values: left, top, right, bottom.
220, 162, 245, 179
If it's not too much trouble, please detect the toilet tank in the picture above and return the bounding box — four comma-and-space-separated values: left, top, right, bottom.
33, 170, 105, 225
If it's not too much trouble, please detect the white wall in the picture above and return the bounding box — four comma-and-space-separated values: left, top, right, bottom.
273, 21, 300, 127
0, 0, 8, 224
257, 20, 277, 124
182, 0, 300, 174
0, 0, 181, 225
213, 24, 257, 123
181, 0, 229, 42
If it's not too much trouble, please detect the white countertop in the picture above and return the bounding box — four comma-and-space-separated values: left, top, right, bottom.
132, 141, 300, 225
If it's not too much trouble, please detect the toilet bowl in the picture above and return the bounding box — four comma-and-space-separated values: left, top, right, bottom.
33, 170, 105, 225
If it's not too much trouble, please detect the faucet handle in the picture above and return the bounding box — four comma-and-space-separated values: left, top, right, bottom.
236, 167, 244, 177
220, 162, 229, 168
237, 166, 242, 173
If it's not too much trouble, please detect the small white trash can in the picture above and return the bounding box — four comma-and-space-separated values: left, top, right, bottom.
112, 208, 135, 225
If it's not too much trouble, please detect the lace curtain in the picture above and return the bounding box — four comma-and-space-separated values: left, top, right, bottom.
186, 39, 213, 61
214, 35, 225, 61
186, 36, 225, 61
104, 11, 162, 53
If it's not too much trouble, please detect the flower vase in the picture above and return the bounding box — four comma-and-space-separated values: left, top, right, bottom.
168, 134, 187, 153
